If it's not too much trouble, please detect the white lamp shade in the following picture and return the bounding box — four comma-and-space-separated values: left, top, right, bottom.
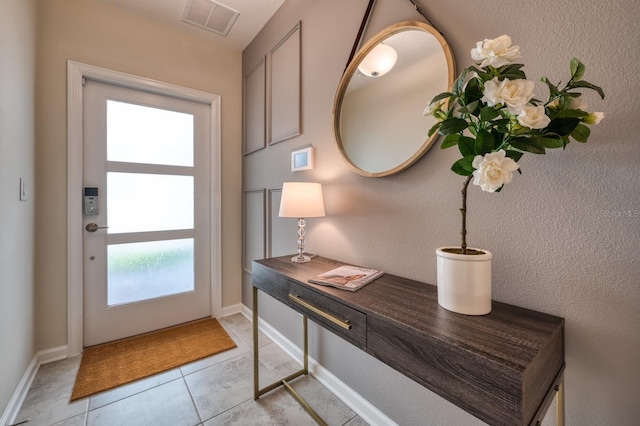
279, 182, 325, 218
357, 43, 398, 77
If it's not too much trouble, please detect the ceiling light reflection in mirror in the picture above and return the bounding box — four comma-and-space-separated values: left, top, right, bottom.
358, 43, 398, 77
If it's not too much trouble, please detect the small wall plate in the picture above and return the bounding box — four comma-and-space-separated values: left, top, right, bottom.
291, 146, 315, 171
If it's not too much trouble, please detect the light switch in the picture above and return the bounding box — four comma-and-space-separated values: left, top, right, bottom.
19, 178, 29, 201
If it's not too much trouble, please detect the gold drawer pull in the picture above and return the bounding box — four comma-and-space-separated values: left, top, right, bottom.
288, 294, 352, 330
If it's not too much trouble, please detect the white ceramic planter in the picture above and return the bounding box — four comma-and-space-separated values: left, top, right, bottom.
436, 247, 493, 315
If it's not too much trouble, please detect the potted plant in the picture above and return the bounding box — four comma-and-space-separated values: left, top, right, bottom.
425, 35, 604, 315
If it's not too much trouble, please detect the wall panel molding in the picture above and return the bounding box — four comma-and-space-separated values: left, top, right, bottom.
243, 189, 267, 273
243, 56, 266, 155
268, 22, 301, 145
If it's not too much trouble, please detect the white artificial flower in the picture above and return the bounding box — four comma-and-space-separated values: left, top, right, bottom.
481, 77, 535, 115
548, 96, 589, 111
517, 105, 551, 129
547, 98, 560, 109
568, 96, 589, 111
470, 35, 522, 68
584, 111, 605, 125
472, 149, 520, 193
423, 99, 444, 116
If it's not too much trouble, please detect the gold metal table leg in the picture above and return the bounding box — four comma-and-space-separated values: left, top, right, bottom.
556, 373, 565, 426
252, 286, 328, 426
253, 286, 259, 400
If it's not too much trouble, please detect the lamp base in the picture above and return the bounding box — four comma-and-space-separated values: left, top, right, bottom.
291, 254, 311, 263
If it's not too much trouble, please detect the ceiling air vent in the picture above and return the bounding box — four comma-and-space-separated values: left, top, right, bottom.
182, 0, 240, 37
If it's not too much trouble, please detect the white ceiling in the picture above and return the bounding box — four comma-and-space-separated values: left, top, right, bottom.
97, 0, 286, 51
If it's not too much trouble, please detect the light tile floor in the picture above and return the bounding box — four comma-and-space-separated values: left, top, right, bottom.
14, 314, 370, 426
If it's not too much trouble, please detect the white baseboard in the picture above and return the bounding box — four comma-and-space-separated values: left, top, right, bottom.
0, 356, 37, 426
37, 345, 68, 365
240, 304, 396, 426
0, 345, 68, 426
220, 303, 243, 318
240, 303, 252, 321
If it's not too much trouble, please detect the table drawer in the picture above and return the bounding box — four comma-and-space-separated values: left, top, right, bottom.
288, 281, 367, 349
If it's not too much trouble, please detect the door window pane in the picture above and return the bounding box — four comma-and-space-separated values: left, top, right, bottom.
107, 172, 193, 233
108, 239, 194, 306
107, 100, 194, 167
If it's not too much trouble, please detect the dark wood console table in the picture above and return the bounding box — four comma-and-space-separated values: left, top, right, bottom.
252, 256, 565, 426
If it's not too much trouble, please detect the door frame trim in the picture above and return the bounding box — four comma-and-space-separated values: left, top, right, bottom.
67, 60, 222, 356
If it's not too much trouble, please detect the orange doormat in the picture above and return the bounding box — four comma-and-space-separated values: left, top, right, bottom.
71, 318, 236, 401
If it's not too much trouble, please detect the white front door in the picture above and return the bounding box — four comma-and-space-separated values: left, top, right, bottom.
82, 79, 212, 347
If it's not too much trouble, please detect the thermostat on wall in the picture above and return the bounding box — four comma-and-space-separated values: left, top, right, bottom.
291, 146, 315, 171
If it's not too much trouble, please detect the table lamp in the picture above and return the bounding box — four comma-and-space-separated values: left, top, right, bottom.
279, 182, 325, 263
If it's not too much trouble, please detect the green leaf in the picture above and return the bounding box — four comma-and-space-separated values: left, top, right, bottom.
571, 124, 591, 142
451, 156, 475, 176
475, 129, 495, 154
430, 92, 454, 104
493, 118, 513, 133
428, 121, 442, 137
568, 80, 605, 99
480, 106, 501, 121
441, 134, 460, 149
458, 100, 479, 115
511, 137, 546, 154
458, 136, 475, 157
544, 117, 581, 136
570, 58, 586, 81
438, 117, 468, 135
539, 136, 565, 148
468, 66, 492, 81
452, 67, 471, 97
502, 64, 526, 72
505, 149, 524, 163
541, 76, 560, 98
496, 63, 526, 80
552, 108, 589, 119
464, 78, 484, 104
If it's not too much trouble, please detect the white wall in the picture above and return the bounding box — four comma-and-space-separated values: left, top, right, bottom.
33, 0, 243, 351
242, 0, 640, 424
0, 0, 37, 415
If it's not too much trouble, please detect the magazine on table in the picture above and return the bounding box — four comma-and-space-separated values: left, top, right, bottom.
308, 265, 384, 291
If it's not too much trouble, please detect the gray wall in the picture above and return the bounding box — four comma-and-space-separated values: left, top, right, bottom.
0, 0, 37, 413
242, 0, 640, 425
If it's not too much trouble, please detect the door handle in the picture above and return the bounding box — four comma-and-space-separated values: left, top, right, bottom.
85, 223, 109, 233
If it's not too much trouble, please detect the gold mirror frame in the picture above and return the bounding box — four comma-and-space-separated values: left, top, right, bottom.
333, 21, 455, 177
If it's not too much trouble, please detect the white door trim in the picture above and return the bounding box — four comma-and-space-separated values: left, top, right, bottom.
67, 60, 222, 356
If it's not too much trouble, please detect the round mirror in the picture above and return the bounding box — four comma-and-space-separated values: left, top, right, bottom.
333, 21, 455, 177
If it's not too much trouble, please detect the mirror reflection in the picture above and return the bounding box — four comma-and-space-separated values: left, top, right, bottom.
333, 21, 455, 177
